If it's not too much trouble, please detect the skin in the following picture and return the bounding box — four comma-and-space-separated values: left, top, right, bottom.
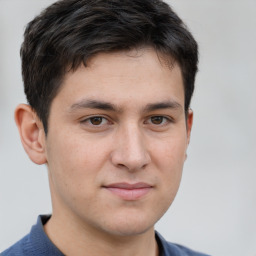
15, 48, 193, 256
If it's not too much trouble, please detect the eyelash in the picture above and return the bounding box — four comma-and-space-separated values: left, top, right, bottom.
80, 116, 111, 126
80, 115, 173, 128
145, 116, 172, 126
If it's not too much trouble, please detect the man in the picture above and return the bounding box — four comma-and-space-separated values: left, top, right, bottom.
1, 0, 209, 255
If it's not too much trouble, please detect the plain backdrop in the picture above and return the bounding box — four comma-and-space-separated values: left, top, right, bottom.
0, 1, 255, 255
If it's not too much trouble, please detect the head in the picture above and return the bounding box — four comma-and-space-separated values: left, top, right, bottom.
15, 0, 198, 244
21, 0, 198, 134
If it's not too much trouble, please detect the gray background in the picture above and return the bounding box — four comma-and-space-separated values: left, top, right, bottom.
0, 1, 255, 255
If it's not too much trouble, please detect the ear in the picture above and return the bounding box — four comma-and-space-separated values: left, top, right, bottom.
186, 108, 193, 146
15, 104, 47, 165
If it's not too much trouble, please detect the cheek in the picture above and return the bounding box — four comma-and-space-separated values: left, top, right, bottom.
151, 133, 187, 170
150, 132, 187, 195
46, 134, 98, 195
48, 129, 105, 168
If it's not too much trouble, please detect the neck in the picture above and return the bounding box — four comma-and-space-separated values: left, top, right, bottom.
44, 213, 159, 256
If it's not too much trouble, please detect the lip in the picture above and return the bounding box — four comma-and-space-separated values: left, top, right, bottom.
103, 182, 153, 201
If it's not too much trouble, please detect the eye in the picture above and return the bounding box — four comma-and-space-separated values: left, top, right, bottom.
148, 116, 170, 125
81, 116, 109, 126
89, 116, 105, 125
150, 116, 165, 125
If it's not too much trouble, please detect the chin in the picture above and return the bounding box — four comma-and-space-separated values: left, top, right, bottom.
100, 213, 156, 237
107, 225, 153, 237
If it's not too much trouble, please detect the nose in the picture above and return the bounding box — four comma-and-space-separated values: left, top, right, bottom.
111, 123, 151, 171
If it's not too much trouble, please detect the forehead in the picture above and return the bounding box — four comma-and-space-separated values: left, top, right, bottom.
54, 48, 184, 111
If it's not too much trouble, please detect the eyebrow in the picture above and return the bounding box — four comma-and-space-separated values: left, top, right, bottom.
143, 101, 183, 112
69, 99, 183, 113
69, 99, 117, 112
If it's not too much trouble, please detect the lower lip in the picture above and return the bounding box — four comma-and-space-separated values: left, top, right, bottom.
105, 187, 152, 200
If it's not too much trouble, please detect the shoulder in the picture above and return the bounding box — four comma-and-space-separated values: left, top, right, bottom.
1, 234, 30, 256
1, 215, 64, 256
156, 231, 211, 256
164, 242, 211, 256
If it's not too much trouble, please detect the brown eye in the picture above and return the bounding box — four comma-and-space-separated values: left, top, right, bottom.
89, 117, 103, 125
150, 116, 164, 125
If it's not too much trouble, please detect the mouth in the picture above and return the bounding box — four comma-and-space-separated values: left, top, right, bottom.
102, 182, 153, 201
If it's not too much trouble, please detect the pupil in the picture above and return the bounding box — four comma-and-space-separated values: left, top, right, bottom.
151, 116, 163, 124
91, 117, 102, 125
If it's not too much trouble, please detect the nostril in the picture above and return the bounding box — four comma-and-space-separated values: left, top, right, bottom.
117, 163, 126, 169
141, 163, 147, 169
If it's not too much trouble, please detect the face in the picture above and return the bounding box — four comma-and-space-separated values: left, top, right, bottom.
44, 48, 192, 237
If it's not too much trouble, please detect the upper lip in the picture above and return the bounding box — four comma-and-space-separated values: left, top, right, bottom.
103, 182, 153, 190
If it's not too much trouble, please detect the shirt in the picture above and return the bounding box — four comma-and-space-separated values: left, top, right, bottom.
1, 215, 210, 256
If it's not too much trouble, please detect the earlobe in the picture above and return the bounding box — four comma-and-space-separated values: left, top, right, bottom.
15, 104, 47, 165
